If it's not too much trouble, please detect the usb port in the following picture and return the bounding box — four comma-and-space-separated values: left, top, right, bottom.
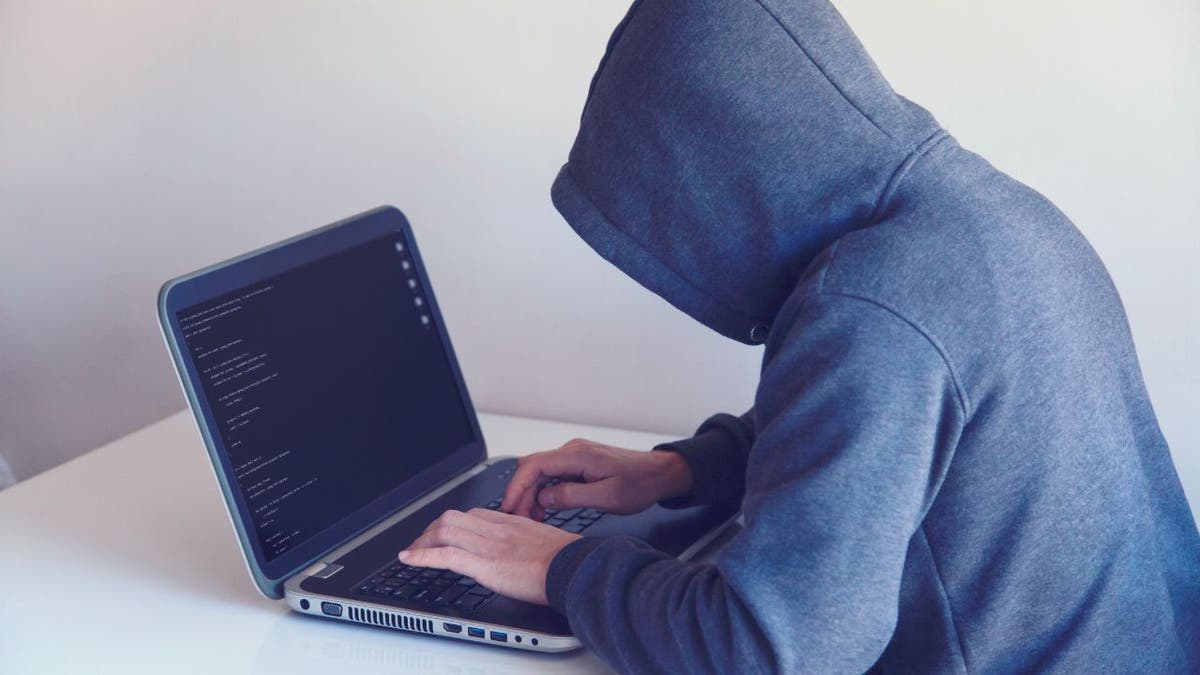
467, 627, 485, 638
443, 622, 462, 634
490, 630, 508, 643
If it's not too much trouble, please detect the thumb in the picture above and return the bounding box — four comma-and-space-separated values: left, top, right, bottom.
538, 480, 612, 510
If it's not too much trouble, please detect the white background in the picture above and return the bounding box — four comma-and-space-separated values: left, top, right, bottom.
1, 1, 1196, 518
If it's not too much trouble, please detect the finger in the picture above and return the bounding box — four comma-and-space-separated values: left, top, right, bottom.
466, 506, 522, 524
538, 479, 615, 510
501, 455, 546, 517
501, 452, 572, 514
502, 450, 587, 515
506, 476, 538, 519
409, 523, 497, 556
520, 479, 549, 522
397, 546, 483, 577
430, 509, 498, 538
412, 509, 487, 547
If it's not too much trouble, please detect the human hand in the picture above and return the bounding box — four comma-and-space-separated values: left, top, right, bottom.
500, 439, 693, 521
398, 507, 579, 606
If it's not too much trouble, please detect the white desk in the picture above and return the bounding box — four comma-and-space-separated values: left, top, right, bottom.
0, 411, 681, 674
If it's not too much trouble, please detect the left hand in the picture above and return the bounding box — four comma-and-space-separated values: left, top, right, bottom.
398, 508, 581, 606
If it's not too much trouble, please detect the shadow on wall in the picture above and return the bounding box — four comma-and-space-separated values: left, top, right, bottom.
0, 454, 15, 490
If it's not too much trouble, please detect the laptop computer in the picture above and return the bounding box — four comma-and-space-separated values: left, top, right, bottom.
158, 206, 737, 652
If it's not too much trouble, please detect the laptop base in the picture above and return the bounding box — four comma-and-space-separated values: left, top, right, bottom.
284, 458, 738, 653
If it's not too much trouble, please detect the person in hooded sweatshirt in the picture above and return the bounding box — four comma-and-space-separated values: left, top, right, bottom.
399, 1, 1200, 672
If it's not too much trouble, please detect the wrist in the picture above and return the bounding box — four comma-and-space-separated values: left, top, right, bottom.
652, 449, 693, 502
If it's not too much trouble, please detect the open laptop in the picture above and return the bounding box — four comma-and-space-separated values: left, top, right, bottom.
158, 206, 737, 652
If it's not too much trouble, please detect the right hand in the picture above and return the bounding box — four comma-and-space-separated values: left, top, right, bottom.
500, 439, 694, 521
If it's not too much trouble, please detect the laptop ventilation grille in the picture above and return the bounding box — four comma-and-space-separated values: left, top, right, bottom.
347, 605, 434, 634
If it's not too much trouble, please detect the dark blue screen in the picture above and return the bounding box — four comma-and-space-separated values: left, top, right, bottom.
176, 234, 475, 561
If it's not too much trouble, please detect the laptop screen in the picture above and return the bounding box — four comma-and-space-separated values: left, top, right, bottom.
174, 231, 476, 564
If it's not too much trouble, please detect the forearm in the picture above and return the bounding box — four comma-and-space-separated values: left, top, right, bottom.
546, 292, 965, 673
547, 535, 776, 674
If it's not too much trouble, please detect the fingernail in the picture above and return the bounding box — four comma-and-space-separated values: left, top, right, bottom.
540, 491, 556, 508
398, 550, 410, 562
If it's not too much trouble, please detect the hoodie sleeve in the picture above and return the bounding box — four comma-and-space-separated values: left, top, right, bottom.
652, 409, 755, 509
545, 291, 965, 673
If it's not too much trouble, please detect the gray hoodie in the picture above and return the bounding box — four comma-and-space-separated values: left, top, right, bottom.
544, 1, 1200, 672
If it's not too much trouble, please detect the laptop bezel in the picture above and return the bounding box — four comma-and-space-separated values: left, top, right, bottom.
158, 206, 486, 598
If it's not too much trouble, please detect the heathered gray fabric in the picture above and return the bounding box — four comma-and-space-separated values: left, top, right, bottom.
545, 1, 1200, 672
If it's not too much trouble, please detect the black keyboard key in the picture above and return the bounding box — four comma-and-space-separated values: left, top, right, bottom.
432, 584, 470, 606
419, 569, 441, 579
563, 520, 589, 533
467, 587, 495, 598
455, 576, 476, 586
547, 517, 567, 527
391, 583, 422, 600
554, 507, 583, 520
580, 508, 603, 519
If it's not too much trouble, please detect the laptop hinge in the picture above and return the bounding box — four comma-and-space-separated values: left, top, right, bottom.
311, 563, 344, 579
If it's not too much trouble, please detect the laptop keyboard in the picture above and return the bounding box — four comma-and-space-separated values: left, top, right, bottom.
352, 495, 607, 611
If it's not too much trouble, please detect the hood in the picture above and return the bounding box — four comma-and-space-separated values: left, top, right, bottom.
551, 0, 943, 344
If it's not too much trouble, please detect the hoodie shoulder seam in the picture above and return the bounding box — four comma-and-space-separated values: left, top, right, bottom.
868, 130, 950, 226
750, 0, 896, 143
815, 289, 971, 418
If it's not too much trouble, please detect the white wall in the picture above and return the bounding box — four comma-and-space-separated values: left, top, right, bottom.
1, 1, 1196, 518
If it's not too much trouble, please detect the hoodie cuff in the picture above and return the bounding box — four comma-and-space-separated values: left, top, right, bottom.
546, 536, 609, 615
653, 414, 753, 509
